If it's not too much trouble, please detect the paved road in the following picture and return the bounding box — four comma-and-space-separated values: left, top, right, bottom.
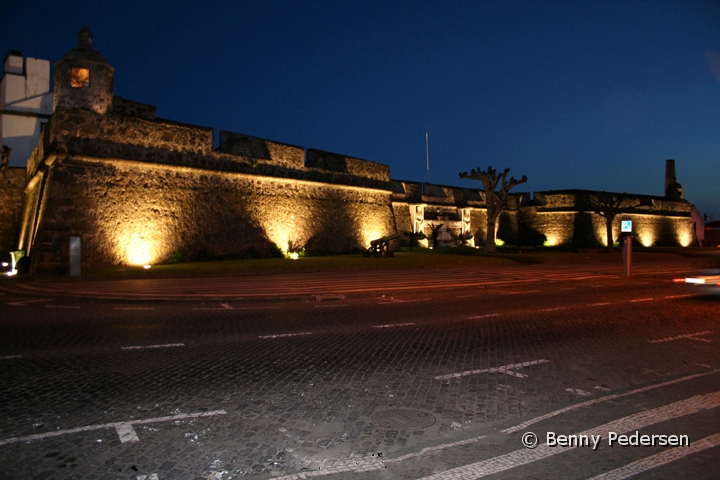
1, 256, 712, 301
0, 258, 718, 479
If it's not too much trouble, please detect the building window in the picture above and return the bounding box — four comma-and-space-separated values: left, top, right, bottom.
70, 68, 90, 88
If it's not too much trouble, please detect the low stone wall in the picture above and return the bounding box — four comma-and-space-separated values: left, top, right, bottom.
306, 149, 390, 182
49, 107, 214, 158
219, 131, 305, 170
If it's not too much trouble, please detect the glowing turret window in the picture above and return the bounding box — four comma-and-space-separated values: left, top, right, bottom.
70, 68, 90, 87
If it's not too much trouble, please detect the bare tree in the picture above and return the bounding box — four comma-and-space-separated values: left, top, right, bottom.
427, 223, 444, 249
587, 192, 640, 247
459, 166, 527, 253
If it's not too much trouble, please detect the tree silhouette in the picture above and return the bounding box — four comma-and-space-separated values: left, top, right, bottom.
402, 230, 426, 249
428, 223, 444, 249
587, 192, 640, 247
459, 166, 527, 252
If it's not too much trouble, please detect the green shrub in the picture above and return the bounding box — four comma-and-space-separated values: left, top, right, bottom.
169, 251, 185, 264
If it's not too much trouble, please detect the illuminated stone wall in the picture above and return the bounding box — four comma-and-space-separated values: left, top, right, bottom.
23, 106, 397, 272
0, 167, 25, 254
390, 180, 490, 247
520, 190, 696, 247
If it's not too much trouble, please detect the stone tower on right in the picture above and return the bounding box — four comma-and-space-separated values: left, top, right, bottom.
664, 159, 684, 201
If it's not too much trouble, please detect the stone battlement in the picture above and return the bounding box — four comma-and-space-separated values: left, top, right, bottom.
27, 107, 391, 191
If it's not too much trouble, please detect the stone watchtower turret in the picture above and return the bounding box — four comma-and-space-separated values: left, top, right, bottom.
53, 26, 114, 114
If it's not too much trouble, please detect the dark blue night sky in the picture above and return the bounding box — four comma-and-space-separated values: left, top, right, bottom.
3, 0, 719, 218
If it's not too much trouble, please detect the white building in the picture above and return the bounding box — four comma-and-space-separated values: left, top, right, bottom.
1, 50, 53, 167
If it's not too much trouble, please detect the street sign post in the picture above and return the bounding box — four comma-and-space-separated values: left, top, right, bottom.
621, 221, 632, 277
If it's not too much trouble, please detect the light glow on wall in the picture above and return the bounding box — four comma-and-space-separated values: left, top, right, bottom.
543, 236, 558, 247
362, 228, 382, 247
122, 232, 156, 266
678, 230, 693, 247
266, 224, 294, 254
637, 230, 655, 247
116, 228, 165, 266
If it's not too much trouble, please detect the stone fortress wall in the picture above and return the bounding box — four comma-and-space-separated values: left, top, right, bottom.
20, 102, 397, 273
0, 28, 700, 274
0, 166, 25, 256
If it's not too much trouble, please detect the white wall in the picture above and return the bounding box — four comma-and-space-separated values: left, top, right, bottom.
1, 53, 53, 166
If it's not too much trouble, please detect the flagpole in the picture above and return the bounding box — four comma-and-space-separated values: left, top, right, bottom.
425, 132, 430, 184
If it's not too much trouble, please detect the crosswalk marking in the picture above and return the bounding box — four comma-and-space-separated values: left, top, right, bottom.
435, 359, 549, 380
586, 433, 720, 480
419, 391, 720, 479
0, 410, 226, 446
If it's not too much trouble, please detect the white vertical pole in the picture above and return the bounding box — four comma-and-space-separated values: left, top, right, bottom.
425, 132, 430, 184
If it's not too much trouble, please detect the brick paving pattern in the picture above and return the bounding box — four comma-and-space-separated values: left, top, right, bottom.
0, 260, 718, 478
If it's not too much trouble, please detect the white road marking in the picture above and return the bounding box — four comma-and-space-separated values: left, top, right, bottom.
372, 323, 415, 329
435, 359, 549, 380
270, 436, 485, 480
541, 307, 566, 312
115, 423, 140, 443
502, 369, 720, 434
0, 355, 22, 360
377, 298, 432, 304
500, 290, 541, 295
268, 371, 720, 480
121, 343, 185, 350
664, 294, 697, 299
588, 302, 611, 306
234, 306, 280, 310
467, 314, 499, 319
566, 388, 592, 396
586, 432, 720, 480
594, 386, 611, 392
419, 391, 720, 479
45, 305, 81, 309
6, 298, 52, 306
136, 474, 160, 480
259, 332, 313, 339
631, 298, 653, 302
0, 410, 226, 446
191, 304, 237, 310
115, 307, 155, 310
648, 331, 712, 344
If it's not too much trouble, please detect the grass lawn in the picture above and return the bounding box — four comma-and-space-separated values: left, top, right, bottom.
62, 246, 717, 280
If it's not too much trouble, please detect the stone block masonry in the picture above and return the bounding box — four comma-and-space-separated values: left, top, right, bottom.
0, 167, 25, 255
24, 154, 396, 272
22, 104, 397, 272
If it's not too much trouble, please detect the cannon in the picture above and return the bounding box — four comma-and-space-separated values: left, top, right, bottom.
363, 233, 402, 258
